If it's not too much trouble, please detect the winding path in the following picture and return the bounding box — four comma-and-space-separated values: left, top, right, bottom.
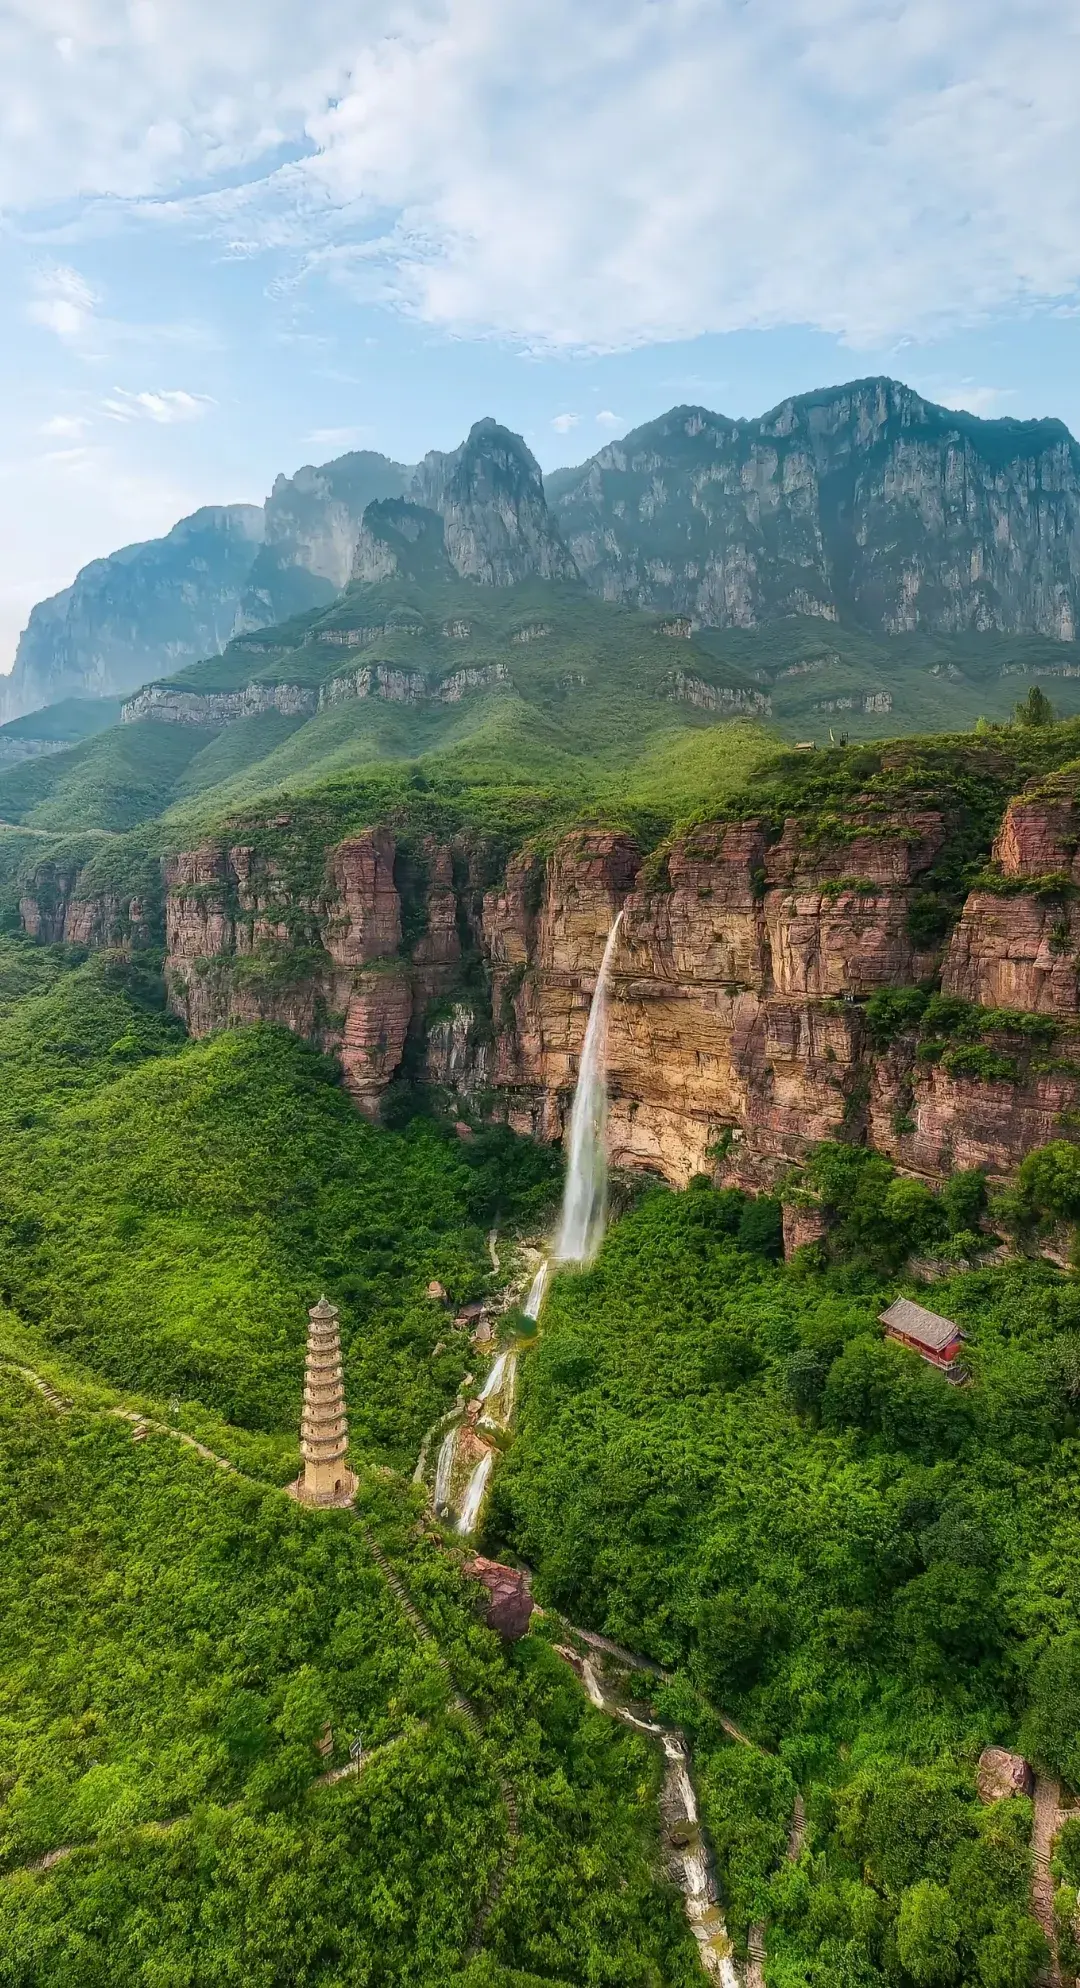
1030, 1772, 1078, 1987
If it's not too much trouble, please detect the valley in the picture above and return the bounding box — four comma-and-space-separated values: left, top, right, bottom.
7, 387, 1080, 1986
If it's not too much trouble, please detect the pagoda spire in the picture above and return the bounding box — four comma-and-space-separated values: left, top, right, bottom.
288, 1297, 357, 1507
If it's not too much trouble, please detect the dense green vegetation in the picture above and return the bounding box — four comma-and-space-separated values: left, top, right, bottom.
12, 608, 1080, 1983
492, 1182, 1080, 1983
0, 1364, 696, 1986
0, 938, 705, 1985
692, 622, 1080, 742
0, 938, 557, 1451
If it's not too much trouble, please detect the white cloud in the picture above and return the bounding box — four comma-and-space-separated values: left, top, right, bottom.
4, 1, 1080, 354
101, 388, 216, 424
923, 382, 1016, 419
595, 410, 623, 429
26, 263, 99, 341
39, 413, 90, 438
305, 424, 370, 449
551, 412, 578, 434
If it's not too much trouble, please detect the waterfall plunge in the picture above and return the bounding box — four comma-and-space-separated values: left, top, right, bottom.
433, 1426, 458, 1513
457, 1451, 493, 1534
554, 912, 623, 1266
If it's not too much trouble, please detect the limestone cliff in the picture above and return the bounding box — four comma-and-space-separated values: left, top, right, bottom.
3, 449, 409, 723
547, 379, 1080, 638
411, 420, 578, 586
237, 451, 410, 629
22, 784, 1080, 1184
2, 507, 265, 722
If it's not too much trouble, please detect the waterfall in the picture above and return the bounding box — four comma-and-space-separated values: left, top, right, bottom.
457, 1450, 492, 1534
523, 1260, 549, 1320
479, 1350, 509, 1402
433, 1426, 458, 1513
479, 1350, 517, 1426
554, 912, 623, 1265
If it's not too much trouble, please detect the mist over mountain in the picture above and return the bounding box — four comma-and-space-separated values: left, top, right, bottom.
1, 506, 264, 722
9, 377, 1080, 725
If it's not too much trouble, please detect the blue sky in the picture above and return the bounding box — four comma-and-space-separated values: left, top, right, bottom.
3, 0, 1080, 672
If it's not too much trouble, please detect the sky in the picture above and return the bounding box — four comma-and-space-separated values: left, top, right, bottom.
3, 0, 1080, 672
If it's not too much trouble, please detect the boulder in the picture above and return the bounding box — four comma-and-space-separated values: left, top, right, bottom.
977, 1747, 1034, 1803
426, 1280, 448, 1301
463, 1556, 534, 1640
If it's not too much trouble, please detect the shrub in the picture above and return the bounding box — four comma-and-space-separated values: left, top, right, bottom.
737, 1194, 783, 1258
863, 986, 929, 1047
942, 1167, 988, 1235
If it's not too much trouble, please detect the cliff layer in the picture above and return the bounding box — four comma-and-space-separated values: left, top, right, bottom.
22, 779, 1080, 1184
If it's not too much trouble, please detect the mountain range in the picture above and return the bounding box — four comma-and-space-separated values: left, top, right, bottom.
8, 377, 1080, 731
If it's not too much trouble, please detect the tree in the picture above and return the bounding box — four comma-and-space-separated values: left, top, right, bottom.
737, 1194, 783, 1258
783, 1346, 831, 1419
1016, 1141, 1080, 1224
943, 1167, 987, 1236
1015, 685, 1055, 726
1021, 1633, 1080, 1785
896, 1881, 961, 1983
975, 1908, 1048, 1986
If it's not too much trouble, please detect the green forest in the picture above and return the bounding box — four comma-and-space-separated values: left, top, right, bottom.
3, 915, 1080, 1985
9, 690, 1080, 1983
0, 934, 701, 1986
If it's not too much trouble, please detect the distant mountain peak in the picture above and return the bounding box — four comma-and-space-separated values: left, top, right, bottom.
411, 419, 578, 586
547, 377, 1080, 639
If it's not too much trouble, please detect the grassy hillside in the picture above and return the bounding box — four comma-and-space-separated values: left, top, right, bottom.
0, 573, 774, 836
0, 939, 558, 1445
692, 620, 1080, 741
0, 696, 122, 747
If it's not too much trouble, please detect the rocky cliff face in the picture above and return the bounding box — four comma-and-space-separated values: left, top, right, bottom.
1, 506, 265, 722
17, 379, 1080, 731
547, 379, 1080, 639
237, 451, 410, 628
411, 419, 578, 586
3, 450, 410, 723
24, 784, 1080, 1185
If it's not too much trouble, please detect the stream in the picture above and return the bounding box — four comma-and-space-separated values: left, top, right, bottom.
413, 920, 746, 1980
414, 1255, 745, 1981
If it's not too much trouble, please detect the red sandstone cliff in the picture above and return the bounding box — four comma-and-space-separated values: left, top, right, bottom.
20, 790, 1080, 1182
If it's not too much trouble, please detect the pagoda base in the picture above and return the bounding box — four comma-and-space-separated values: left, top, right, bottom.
287, 1468, 358, 1509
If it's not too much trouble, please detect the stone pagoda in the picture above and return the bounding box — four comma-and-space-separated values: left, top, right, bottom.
288, 1297, 358, 1507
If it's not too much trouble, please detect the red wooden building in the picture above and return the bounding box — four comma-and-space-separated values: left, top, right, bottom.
879, 1297, 967, 1384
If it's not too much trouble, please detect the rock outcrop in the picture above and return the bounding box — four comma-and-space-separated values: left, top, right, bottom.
547, 379, 1080, 637
19, 859, 154, 950
236, 451, 410, 629
462, 1557, 534, 1641
121, 662, 513, 726
943, 787, 1080, 1015
977, 1749, 1034, 1803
